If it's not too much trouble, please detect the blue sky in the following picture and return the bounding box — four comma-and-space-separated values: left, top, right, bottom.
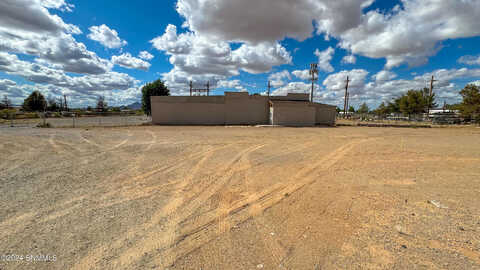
1, 0, 480, 108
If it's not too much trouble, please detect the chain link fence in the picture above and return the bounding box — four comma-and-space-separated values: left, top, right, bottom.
0, 112, 151, 128
336, 112, 472, 126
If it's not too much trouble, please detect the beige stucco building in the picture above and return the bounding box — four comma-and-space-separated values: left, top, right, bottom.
151, 92, 336, 126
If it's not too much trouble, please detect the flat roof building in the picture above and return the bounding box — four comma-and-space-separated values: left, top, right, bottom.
151, 92, 336, 126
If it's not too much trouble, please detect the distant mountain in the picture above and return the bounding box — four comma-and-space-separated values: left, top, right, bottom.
126, 102, 142, 110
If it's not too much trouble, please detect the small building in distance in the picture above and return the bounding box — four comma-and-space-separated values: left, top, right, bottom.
151, 92, 336, 126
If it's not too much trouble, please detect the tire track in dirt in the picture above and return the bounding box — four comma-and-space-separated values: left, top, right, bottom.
49, 134, 63, 154
106, 129, 133, 151
0, 131, 135, 238
148, 144, 266, 269
79, 133, 104, 149
145, 130, 156, 152
163, 139, 369, 268
3, 133, 216, 237
71, 143, 255, 270
0, 195, 88, 238
97, 143, 233, 208
242, 151, 289, 269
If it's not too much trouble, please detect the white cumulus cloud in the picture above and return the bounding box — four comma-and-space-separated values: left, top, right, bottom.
138, 51, 154, 60
88, 24, 127, 49
458, 55, 480, 66
112, 53, 151, 71
315, 47, 335, 73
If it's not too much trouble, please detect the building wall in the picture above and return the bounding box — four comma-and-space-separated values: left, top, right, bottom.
151, 94, 336, 126
224, 93, 269, 125
272, 102, 316, 126
313, 104, 337, 126
151, 96, 225, 125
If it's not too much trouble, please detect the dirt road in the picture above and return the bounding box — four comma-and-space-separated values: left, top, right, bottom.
1, 126, 479, 269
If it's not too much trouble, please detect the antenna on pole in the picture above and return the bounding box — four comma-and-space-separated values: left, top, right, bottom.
189, 80, 210, 96
309, 63, 318, 102
343, 76, 350, 118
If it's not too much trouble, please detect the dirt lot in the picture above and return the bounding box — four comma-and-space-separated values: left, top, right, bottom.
1, 126, 479, 269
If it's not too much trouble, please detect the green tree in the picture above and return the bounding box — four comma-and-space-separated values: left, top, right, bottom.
142, 79, 170, 115
398, 90, 423, 116
397, 89, 435, 116
23, 91, 47, 112
387, 97, 401, 114
459, 84, 480, 121
375, 102, 389, 116
446, 103, 463, 111
422, 88, 437, 110
348, 106, 355, 113
357, 103, 369, 114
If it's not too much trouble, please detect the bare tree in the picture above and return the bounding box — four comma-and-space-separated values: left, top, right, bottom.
2, 95, 12, 109
96, 96, 108, 112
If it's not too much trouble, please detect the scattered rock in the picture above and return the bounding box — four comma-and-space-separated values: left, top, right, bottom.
401, 245, 407, 249
257, 264, 264, 268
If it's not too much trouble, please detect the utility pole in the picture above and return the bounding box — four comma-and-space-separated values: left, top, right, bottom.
267, 81, 271, 97
206, 81, 210, 96
428, 75, 437, 117
429, 75, 437, 97
343, 76, 350, 118
309, 63, 318, 102
64, 95, 68, 111
190, 81, 193, 97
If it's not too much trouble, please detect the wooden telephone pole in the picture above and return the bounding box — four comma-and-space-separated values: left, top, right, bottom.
64, 95, 68, 111
343, 76, 350, 118
429, 75, 437, 97
427, 75, 437, 116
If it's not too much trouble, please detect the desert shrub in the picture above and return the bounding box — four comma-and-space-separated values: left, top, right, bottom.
37, 122, 52, 128
18, 112, 40, 119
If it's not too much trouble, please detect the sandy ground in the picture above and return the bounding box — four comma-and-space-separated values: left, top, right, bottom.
0, 126, 479, 270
